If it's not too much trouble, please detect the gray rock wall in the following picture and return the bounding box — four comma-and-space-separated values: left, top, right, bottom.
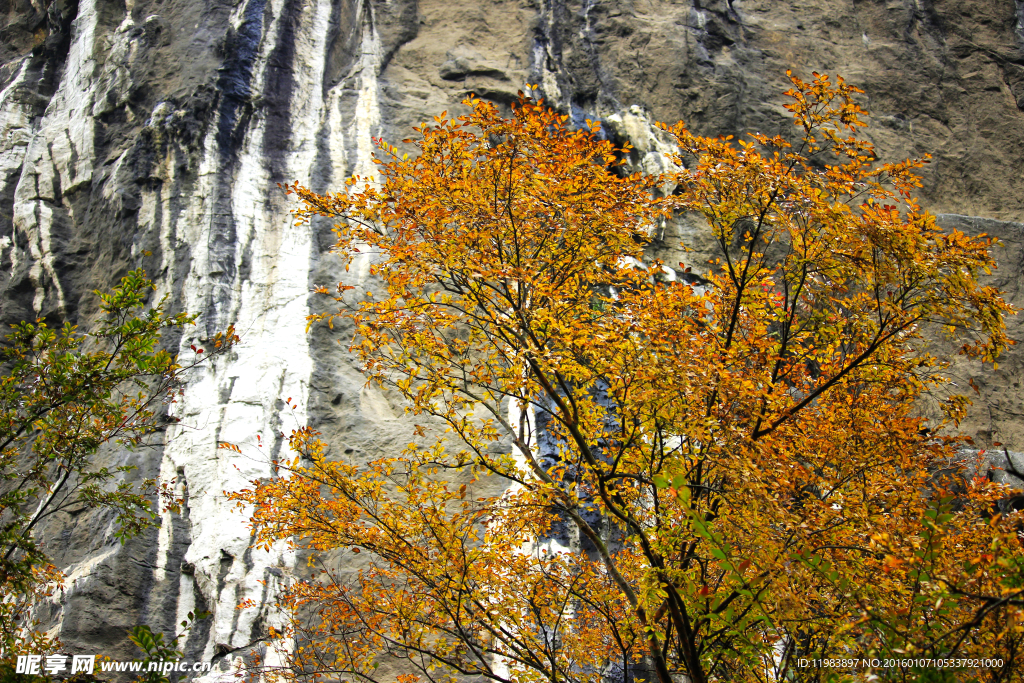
1, 0, 1023, 677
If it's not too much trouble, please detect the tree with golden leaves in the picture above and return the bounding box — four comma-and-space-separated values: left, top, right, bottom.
234, 73, 1023, 683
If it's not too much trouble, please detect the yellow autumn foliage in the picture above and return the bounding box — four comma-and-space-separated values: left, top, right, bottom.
233, 73, 1023, 683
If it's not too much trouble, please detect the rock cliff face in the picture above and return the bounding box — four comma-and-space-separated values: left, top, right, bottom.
2, 0, 1024, 676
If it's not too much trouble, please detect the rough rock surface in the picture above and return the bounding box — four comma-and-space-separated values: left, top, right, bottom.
1, 0, 1023, 677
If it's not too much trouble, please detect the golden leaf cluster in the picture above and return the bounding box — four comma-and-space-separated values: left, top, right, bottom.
236, 73, 1022, 683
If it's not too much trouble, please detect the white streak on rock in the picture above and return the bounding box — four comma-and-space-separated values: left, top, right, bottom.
353, 2, 383, 180
10, 0, 106, 316
150, 0, 365, 673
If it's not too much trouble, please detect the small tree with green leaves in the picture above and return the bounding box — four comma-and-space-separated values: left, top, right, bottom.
128, 610, 209, 683
0, 269, 237, 671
